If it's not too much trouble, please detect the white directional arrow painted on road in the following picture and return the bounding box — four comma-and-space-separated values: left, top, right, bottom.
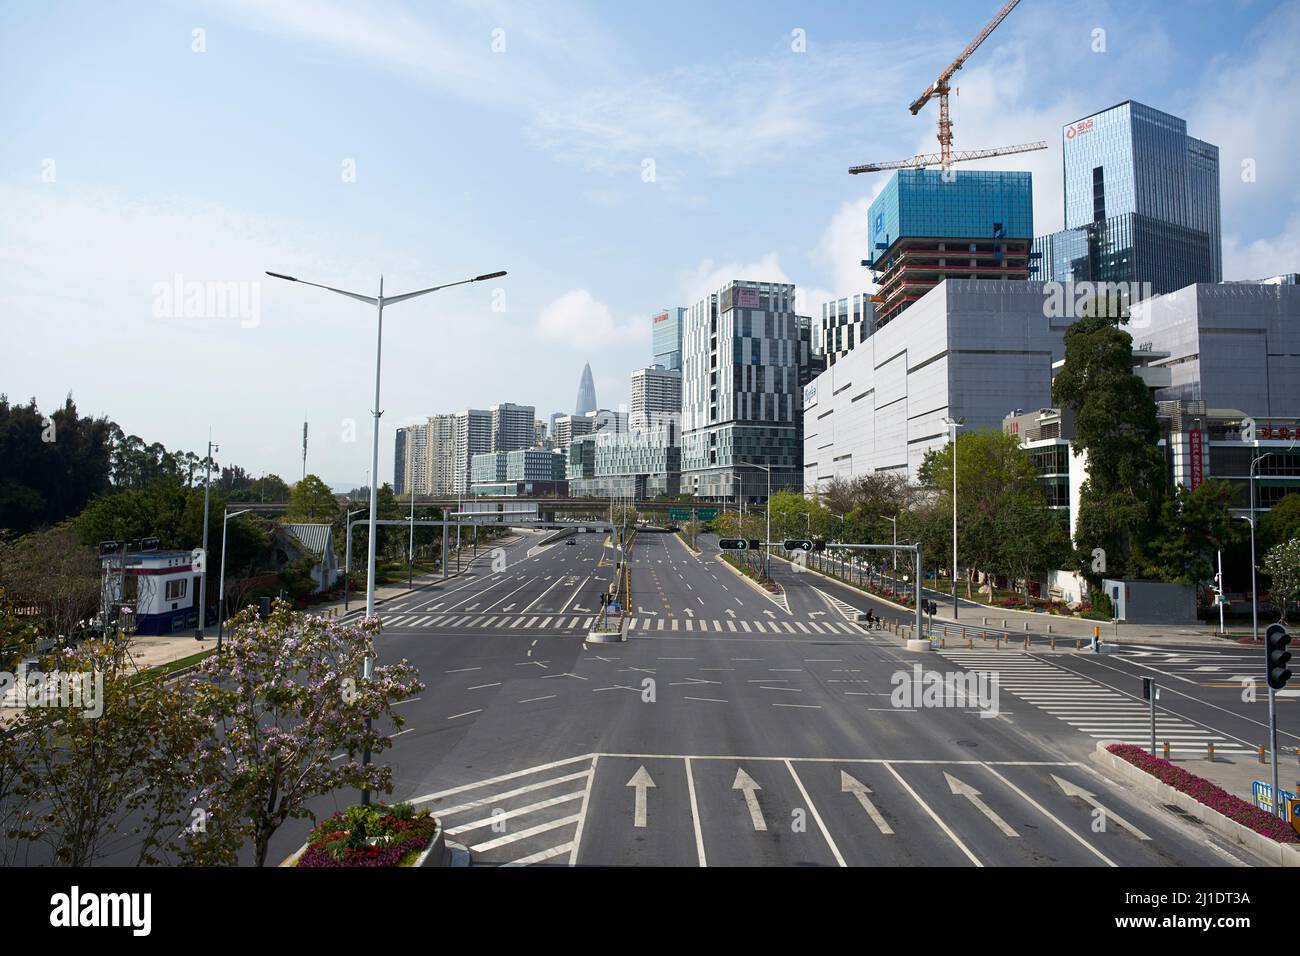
1051, 775, 1151, 840
733, 767, 766, 831
501, 604, 515, 613
840, 771, 894, 835
465, 604, 480, 612
944, 772, 1018, 837
684, 608, 695, 618
627, 765, 656, 828
725, 609, 736, 618
810, 611, 825, 617
763, 610, 776, 619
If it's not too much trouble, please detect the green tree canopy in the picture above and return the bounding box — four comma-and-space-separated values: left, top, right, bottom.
286, 474, 341, 523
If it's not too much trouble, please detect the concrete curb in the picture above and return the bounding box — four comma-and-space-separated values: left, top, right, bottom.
280, 817, 453, 867
1089, 742, 1300, 867
714, 552, 787, 611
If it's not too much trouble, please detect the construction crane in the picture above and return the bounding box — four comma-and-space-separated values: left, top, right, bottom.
849, 0, 1046, 174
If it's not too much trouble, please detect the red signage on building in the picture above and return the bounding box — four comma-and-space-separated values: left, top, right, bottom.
1065, 117, 1095, 140
1188, 429, 1204, 490
653, 312, 669, 323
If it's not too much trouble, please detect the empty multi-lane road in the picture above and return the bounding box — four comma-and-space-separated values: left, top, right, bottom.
244, 524, 1291, 869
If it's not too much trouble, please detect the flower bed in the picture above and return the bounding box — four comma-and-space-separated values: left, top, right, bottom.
298, 803, 439, 867
1105, 744, 1298, 844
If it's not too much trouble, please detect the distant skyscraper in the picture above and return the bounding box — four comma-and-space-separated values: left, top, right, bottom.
630, 365, 682, 430
652, 308, 686, 370
490, 403, 536, 453
1032, 100, 1221, 295
575, 363, 598, 415
453, 409, 492, 495
393, 429, 407, 496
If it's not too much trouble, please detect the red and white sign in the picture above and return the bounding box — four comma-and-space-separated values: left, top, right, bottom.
1065, 117, 1095, 140
1188, 429, 1204, 490
736, 288, 760, 309
653, 311, 670, 323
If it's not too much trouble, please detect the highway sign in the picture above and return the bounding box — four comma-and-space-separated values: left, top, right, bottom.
670, 507, 719, 522
669, 509, 691, 521
696, 508, 719, 521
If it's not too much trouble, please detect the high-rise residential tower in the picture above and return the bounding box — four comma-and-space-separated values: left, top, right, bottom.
630, 365, 682, 431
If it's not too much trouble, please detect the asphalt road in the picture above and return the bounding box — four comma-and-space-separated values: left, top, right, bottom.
330, 528, 1265, 869
39, 527, 1282, 868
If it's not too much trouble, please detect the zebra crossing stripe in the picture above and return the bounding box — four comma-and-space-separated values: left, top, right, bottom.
481, 617, 498, 627
525, 617, 539, 628
727, 621, 737, 632
540, 617, 552, 628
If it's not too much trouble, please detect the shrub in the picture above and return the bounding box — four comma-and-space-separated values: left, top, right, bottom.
300, 802, 437, 867
1106, 744, 1297, 844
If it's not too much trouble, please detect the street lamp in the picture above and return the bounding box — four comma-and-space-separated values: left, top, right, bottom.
216, 508, 251, 651
738, 461, 773, 578
343, 507, 367, 613
943, 416, 965, 618
880, 515, 898, 572
196, 433, 218, 640
268, 267, 506, 802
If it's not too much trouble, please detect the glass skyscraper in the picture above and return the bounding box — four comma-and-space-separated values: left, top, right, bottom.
652, 307, 685, 370
1032, 101, 1221, 294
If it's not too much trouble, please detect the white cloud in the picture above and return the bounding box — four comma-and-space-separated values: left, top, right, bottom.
536, 288, 644, 347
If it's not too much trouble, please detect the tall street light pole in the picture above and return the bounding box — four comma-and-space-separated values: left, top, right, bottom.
943, 417, 964, 618
1248, 451, 1282, 815
196, 433, 218, 640
408, 489, 416, 589
880, 515, 898, 572
268, 267, 506, 803
217, 508, 251, 651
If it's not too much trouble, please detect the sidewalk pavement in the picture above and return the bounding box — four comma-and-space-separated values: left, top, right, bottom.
794, 553, 1243, 648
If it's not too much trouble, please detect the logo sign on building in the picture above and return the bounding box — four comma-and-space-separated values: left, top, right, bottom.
735, 288, 760, 309
1188, 429, 1204, 490
803, 381, 817, 406
653, 311, 669, 323
1258, 424, 1299, 439
1064, 117, 1095, 140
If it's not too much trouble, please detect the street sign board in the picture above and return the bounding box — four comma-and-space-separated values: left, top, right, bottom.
783, 539, 813, 552
696, 508, 719, 521
669, 509, 691, 522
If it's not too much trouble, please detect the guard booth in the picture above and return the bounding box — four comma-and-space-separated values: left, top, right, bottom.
100, 548, 208, 635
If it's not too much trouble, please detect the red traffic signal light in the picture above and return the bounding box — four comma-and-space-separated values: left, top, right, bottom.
1266, 623, 1292, 691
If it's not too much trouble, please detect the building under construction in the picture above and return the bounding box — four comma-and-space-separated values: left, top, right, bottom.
865, 168, 1034, 326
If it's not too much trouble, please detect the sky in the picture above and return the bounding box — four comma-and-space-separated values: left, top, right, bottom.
2, 0, 1298, 490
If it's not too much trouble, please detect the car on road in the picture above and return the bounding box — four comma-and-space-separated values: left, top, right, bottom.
566, 538, 577, 546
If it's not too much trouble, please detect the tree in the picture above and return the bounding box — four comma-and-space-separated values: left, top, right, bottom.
0, 523, 100, 640
0, 395, 114, 536
184, 600, 423, 866
1263, 539, 1300, 623
1143, 480, 1248, 585
997, 497, 1071, 605
1260, 493, 1300, 554
919, 430, 1045, 596
286, 474, 340, 523
4, 639, 214, 866
1052, 309, 1166, 581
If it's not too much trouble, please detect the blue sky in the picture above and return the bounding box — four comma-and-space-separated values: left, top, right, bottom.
3, 0, 1298, 488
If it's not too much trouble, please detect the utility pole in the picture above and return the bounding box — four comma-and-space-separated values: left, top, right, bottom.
943, 417, 964, 618
195, 432, 217, 640
302, 418, 308, 482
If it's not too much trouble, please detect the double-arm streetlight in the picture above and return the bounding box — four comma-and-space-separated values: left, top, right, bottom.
267, 268, 505, 622
268, 267, 505, 803
943, 416, 965, 617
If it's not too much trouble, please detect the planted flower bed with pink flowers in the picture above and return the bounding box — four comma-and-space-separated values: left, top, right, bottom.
1106, 744, 1297, 844
297, 803, 439, 867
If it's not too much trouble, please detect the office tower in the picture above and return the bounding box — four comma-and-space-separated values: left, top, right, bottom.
652, 308, 686, 370
393, 429, 407, 496
575, 363, 598, 415
1032, 100, 1221, 295
680, 279, 813, 500
867, 168, 1035, 326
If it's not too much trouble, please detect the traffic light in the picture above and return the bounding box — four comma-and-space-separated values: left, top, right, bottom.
1265, 623, 1292, 691
783, 539, 813, 552
812, 540, 826, 552
718, 539, 758, 551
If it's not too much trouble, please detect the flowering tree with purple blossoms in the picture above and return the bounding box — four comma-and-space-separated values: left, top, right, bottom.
184, 600, 423, 867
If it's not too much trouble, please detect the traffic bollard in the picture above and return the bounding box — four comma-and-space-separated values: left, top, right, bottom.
1207, 742, 1215, 762
1023, 636, 1030, 649
1162, 742, 1170, 760
1075, 639, 1082, 651
1050, 636, 1056, 651
1259, 745, 1267, 764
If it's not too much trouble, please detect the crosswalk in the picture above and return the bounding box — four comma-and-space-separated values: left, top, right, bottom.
378, 611, 870, 636
410, 755, 594, 866
1117, 646, 1300, 699
938, 649, 1257, 755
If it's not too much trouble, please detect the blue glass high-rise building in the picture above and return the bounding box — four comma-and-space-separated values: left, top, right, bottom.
1032, 101, 1221, 294
652, 307, 685, 370
865, 168, 1035, 325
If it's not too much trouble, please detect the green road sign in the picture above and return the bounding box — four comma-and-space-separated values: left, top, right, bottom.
669, 509, 691, 521
696, 508, 719, 521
